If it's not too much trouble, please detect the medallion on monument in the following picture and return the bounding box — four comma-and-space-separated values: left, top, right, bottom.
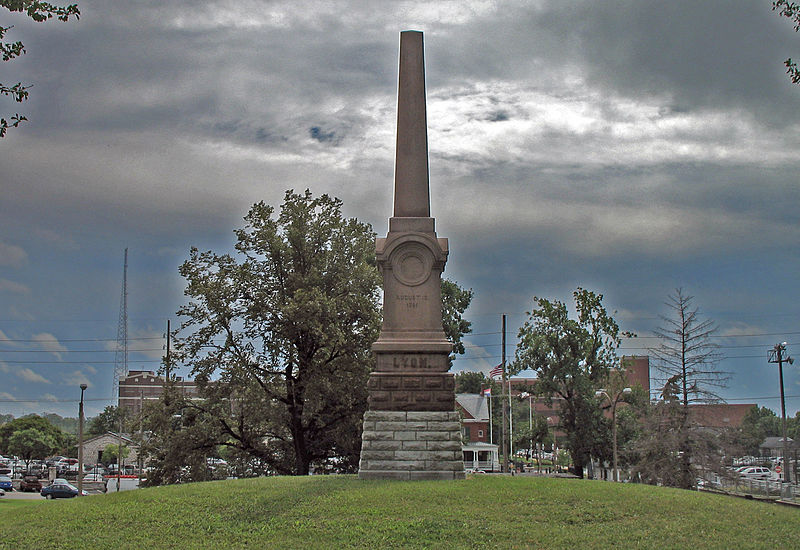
390, 242, 433, 287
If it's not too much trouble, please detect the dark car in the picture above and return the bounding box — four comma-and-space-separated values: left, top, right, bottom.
20, 475, 42, 492
41, 481, 85, 499
0, 476, 12, 491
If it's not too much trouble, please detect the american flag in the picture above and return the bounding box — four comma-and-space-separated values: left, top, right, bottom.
489, 363, 503, 378
483, 387, 491, 397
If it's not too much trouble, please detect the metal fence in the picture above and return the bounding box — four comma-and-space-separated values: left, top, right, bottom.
707, 477, 799, 503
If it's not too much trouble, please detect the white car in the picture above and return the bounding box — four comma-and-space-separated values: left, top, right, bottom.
81, 473, 106, 482
738, 466, 772, 480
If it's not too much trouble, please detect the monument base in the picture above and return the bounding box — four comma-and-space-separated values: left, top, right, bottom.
358, 410, 465, 480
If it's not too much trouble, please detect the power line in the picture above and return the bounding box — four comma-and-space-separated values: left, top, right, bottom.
0, 337, 161, 343
0, 397, 116, 403
621, 331, 800, 339
0, 349, 162, 354
0, 360, 159, 365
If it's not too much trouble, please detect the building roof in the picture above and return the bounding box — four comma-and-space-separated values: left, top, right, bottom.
760, 436, 798, 450
82, 432, 135, 445
462, 442, 498, 451
456, 393, 489, 421
687, 403, 756, 428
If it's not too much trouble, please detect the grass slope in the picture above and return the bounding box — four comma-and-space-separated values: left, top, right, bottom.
0, 475, 795, 549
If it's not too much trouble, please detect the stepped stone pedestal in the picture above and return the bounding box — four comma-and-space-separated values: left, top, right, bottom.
357, 31, 465, 481
359, 411, 464, 480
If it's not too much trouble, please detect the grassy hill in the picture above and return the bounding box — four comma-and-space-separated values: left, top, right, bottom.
0, 475, 796, 549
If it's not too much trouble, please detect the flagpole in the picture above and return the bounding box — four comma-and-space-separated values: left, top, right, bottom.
487, 389, 493, 446
501, 314, 508, 473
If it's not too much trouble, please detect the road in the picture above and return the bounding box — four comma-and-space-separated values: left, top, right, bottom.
2, 490, 42, 500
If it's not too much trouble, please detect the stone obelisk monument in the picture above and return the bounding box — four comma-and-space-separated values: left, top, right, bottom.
358, 31, 465, 481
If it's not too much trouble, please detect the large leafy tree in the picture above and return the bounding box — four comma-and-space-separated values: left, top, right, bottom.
454, 371, 486, 394
7, 427, 59, 470
511, 288, 623, 477
176, 190, 382, 476
172, 190, 473, 477
774, 1, 800, 84
441, 279, 473, 366
140, 383, 219, 486
86, 405, 132, 436
738, 406, 781, 455
0, 414, 66, 456
650, 289, 727, 408
1, 1, 80, 136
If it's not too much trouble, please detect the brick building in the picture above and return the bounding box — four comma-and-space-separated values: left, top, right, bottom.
458, 356, 751, 437
118, 370, 199, 416
687, 403, 756, 429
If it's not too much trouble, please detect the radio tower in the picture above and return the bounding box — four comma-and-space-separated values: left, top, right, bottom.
113, 248, 129, 405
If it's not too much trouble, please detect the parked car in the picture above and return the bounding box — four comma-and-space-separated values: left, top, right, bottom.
738, 466, 773, 480
41, 481, 86, 499
19, 475, 43, 492
81, 472, 106, 482
0, 476, 12, 491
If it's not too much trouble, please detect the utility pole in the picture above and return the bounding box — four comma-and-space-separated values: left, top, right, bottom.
138, 389, 144, 485
77, 383, 87, 496
501, 314, 508, 473
117, 414, 123, 492
768, 342, 794, 484
165, 319, 171, 383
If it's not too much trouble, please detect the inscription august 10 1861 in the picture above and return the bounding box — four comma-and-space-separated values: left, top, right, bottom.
396, 293, 427, 309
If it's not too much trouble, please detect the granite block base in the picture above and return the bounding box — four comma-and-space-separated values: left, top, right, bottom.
358, 410, 465, 480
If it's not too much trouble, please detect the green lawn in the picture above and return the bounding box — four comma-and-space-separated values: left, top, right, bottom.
0, 475, 795, 549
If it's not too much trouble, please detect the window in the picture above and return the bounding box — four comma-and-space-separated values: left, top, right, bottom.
478, 430, 484, 438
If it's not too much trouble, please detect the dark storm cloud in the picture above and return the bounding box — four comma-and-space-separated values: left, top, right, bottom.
1, 0, 799, 415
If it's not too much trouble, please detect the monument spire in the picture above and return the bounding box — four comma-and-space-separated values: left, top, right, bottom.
393, 30, 430, 218
358, 31, 464, 481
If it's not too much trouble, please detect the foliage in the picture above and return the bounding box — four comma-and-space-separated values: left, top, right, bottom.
101, 442, 130, 465
176, 190, 382, 475
738, 406, 781, 454
86, 405, 131, 436
774, 0, 800, 84
173, 190, 473, 477
0, 0, 80, 136
140, 383, 221, 486
454, 371, 486, 394
6, 427, 59, 468
512, 288, 623, 477
441, 278, 473, 366
626, 397, 694, 489
0, 414, 66, 455
511, 413, 549, 455
650, 289, 727, 407
2, 476, 799, 549
41, 413, 77, 435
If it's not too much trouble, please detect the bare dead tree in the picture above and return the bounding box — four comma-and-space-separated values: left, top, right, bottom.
650, 288, 729, 408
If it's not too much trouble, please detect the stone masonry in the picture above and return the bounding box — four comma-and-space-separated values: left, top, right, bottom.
357, 31, 465, 480
359, 411, 464, 480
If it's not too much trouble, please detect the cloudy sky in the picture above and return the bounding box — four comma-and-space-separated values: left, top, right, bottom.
1, 0, 799, 420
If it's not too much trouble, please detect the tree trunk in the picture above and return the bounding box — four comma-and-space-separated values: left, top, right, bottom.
571, 451, 585, 478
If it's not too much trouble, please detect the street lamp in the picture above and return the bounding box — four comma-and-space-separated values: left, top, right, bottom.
520, 392, 534, 461
595, 387, 632, 482
768, 342, 794, 484
77, 383, 88, 496
547, 416, 558, 472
